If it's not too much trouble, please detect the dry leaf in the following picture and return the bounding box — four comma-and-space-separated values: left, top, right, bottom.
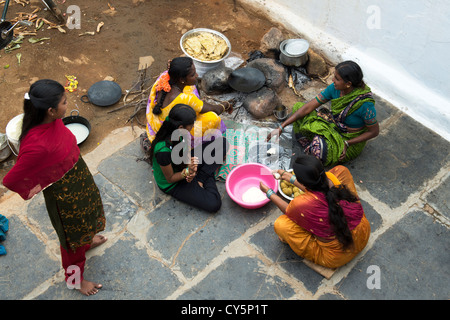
79, 31, 95, 36
96, 22, 104, 33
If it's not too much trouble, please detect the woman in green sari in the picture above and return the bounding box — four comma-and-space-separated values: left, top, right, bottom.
268, 61, 379, 166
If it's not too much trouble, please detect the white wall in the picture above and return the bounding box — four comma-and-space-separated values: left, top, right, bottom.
241, 0, 450, 141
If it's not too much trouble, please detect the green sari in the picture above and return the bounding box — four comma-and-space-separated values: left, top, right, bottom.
43, 156, 106, 252
293, 85, 375, 166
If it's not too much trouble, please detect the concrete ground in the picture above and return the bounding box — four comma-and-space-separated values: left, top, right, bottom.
0, 94, 449, 302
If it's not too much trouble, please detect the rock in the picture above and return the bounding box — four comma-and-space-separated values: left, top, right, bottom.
200, 65, 233, 94
260, 27, 284, 59
306, 49, 328, 77
247, 58, 286, 93
243, 86, 282, 119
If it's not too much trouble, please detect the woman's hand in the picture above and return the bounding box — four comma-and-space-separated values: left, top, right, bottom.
273, 169, 293, 182
259, 181, 270, 194
224, 101, 233, 114
266, 127, 282, 142
188, 156, 198, 172
339, 143, 348, 161
185, 156, 198, 183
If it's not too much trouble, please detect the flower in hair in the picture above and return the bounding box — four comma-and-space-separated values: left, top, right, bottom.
155, 71, 171, 93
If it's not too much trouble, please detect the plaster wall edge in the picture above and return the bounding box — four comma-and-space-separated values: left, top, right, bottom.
240, 0, 450, 142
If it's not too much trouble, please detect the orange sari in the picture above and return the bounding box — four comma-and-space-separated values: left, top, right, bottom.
274, 165, 370, 268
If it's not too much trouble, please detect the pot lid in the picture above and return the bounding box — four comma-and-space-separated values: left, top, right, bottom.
228, 67, 266, 93
87, 80, 122, 106
283, 39, 309, 56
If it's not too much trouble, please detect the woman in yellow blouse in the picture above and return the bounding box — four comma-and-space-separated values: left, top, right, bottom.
143, 57, 231, 151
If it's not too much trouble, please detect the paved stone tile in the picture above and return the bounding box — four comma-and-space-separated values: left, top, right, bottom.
97, 139, 157, 208
144, 188, 270, 280
346, 114, 450, 208
36, 231, 182, 299
360, 199, 383, 233
93, 173, 139, 232
0, 215, 60, 299
249, 223, 323, 293
425, 174, 450, 219
373, 94, 400, 124
178, 256, 296, 300
26, 193, 59, 243
336, 210, 450, 299
173, 194, 271, 279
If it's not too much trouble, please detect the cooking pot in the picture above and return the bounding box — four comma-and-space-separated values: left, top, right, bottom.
62, 110, 91, 145
228, 67, 266, 93
80, 80, 122, 107
0, 21, 13, 50
279, 39, 309, 67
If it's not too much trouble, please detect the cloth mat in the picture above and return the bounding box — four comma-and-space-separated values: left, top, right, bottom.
0, 214, 8, 256
215, 120, 293, 181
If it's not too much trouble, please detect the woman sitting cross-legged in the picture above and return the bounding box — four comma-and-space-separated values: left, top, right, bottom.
267, 60, 379, 166
259, 154, 370, 269
149, 103, 228, 213
142, 56, 231, 152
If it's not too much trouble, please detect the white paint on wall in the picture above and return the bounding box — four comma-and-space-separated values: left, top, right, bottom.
241, 0, 450, 141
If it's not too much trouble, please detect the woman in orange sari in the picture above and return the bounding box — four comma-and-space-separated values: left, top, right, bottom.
142, 56, 231, 152
260, 154, 370, 269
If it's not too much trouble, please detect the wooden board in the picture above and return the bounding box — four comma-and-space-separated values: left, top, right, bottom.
138, 56, 155, 70
302, 259, 337, 279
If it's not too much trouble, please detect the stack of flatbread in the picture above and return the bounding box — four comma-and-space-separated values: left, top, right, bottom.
183, 31, 228, 61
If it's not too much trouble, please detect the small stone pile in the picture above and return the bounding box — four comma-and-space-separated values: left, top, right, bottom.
199, 27, 329, 119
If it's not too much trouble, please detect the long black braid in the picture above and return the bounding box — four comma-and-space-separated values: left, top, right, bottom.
152, 57, 193, 115
292, 155, 358, 249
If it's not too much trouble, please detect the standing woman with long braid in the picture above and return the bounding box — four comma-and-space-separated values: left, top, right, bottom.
259, 154, 370, 268
3, 79, 107, 296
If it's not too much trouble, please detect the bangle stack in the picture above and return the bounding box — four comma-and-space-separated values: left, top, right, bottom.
289, 176, 296, 184
181, 167, 189, 178
278, 123, 284, 132
266, 188, 275, 199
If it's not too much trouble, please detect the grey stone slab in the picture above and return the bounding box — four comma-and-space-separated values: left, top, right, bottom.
336, 210, 450, 299
346, 114, 450, 208
97, 139, 157, 208
145, 198, 212, 264
0, 215, 60, 299
360, 199, 383, 233
144, 187, 270, 279
178, 256, 296, 300
373, 94, 400, 124
93, 173, 139, 232
174, 190, 272, 279
318, 293, 344, 300
425, 174, 450, 219
26, 193, 59, 243
249, 223, 323, 293
36, 231, 182, 299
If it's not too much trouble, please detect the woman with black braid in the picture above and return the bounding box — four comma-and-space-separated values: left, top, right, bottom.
259, 154, 370, 268
143, 56, 231, 152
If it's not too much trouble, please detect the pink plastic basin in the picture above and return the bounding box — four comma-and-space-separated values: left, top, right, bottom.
225, 163, 278, 209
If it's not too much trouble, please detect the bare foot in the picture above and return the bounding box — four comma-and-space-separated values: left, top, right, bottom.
78, 280, 102, 296
89, 234, 108, 250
